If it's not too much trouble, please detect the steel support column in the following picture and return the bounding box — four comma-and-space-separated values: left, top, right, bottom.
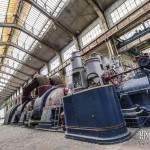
86, 0, 115, 56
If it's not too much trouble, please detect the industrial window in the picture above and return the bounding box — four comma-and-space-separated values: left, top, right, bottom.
63, 45, 77, 61
144, 19, 150, 28
40, 66, 48, 75
119, 19, 150, 40
81, 24, 102, 47
50, 57, 60, 71
111, 0, 146, 24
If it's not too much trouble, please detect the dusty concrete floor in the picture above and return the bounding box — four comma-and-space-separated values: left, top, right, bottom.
0, 125, 149, 150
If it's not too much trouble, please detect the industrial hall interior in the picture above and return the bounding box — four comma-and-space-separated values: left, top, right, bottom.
0, 0, 150, 150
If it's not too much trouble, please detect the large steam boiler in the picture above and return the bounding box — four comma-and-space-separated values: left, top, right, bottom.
19, 100, 34, 126
63, 51, 130, 144
4, 75, 50, 126
63, 85, 130, 144
37, 85, 66, 130
28, 76, 65, 128
4, 104, 20, 125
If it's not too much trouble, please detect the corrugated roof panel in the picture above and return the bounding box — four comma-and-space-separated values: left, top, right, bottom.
2, 28, 11, 42
0, 0, 9, 22
18, 2, 31, 26
6, 0, 19, 23
0, 46, 4, 55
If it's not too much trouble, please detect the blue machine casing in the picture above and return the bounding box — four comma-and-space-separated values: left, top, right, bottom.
63, 85, 130, 144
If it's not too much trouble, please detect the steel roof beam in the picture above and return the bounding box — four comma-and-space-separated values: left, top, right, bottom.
0, 71, 26, 82
0, 86, 16, 92
0, 76, 23, 85
0, 64, 31, 77
0, 42, 48, 63
0, 89, 13, 93
0, 55, 39, 72
0, 94, 11, 97
0, 97, 9, 100
0, 23, 58, 52
24, 0, 76, 37
0, 87, 16, 92
0, 92, 10, 96
0, 95, 10, 98
0, 91, 13, 95
86, 0, 108, 31
0, 81, 19, 89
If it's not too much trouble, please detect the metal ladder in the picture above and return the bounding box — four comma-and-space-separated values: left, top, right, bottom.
52, 104, 62, 129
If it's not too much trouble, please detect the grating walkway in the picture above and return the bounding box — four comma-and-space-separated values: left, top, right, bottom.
0, 125, 149, 150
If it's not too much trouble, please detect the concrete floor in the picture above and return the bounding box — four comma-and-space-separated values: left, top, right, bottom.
0, 125, 149, 150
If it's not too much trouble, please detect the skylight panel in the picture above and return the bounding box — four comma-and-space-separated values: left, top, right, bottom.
24, 36, 36, 50
2, 74, 11, 80
10, 47, 26, 61
1, 66, 14, 75
0, 83, 5, 86
24, 6, 48, 36
0, 79, 8, 84
36, 0, 68, 17
7, 59, 19, 69
0, 0, 9, 22
16, 31, 36, 50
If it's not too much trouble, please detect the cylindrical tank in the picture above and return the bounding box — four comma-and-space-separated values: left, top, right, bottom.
71, 51, 87, 90
71, 51, 83, 69
63, 85, 130, 144
85, 56, 103, 84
